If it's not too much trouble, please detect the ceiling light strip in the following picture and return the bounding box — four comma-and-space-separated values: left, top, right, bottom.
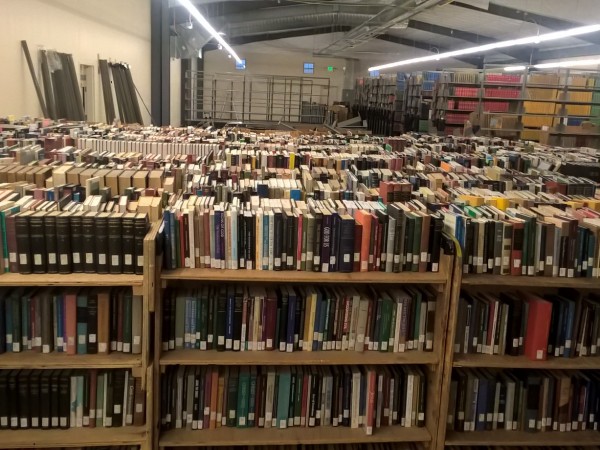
504, 58, 600, 71
178, 0, 243, 64
368, 24, 600, 72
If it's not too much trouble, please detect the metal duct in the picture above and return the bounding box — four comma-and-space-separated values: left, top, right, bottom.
226, 13, 375, 37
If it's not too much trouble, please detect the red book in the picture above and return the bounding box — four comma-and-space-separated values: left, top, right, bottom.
365, 367, 377, 435
65, 291, 77, 355
353, 222, 363, 272
379, 181, 393, 204
522, 293, 553, 361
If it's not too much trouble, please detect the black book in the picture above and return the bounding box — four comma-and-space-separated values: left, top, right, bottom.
108, 213, 123, 274
286, 210, 295, 270
122, 213, 137, 274
525, 375, 541, 432
95, 212, 110, 274
50, 370, 60, 428
329, 210, 341, 273
273, 208, 283, 271
88, 291, 98, 354
320, 208, 332, 273
58, 370, 70, 429
44, 211, 60, 273
233, 286, 243, 351
8, 370, 20, 429
237, 210, 245, 269
29, 370, 41, 428
429, 215, 444, 272
41, 293, 54, 354
70, 211, 85, 273
56, 211, 73, 274
134, 213, 148, 275
40, 370, 51, 429
226, 367, 239, 427
216, 286, 227, 351
0, 297, 5, 354
15, 211, 34, 274
82, 212, 97, 273
112, 370, 125, 427
0, 371, 7, 429
30, 212, 47, 274
207, 288, 215, 351
245, 211, 255, 270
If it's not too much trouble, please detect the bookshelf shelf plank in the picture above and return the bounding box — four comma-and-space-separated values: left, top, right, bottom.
0, 427, 148, 448
162, 269, 447, 284
159, 426, 431, 447
453, 353, 600, 370
462, 274, 600, 289
0, 273, 143, 287
160, 349, 438, 366
445, 430, 600, 446
0, 352, 142, 369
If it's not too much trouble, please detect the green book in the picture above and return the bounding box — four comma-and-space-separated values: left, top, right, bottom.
237, 367, 250, 427
96, 373, 105, 427
0, 206, 20, 272
379, 293, 393, 352
276, 367, 291, 429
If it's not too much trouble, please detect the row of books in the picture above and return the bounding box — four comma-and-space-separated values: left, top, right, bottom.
0, 288, 142, 355
443, 202, 600, 278
455, 289, 600, 360
161, 365, 427, 433
162, 285, 436, 353
172, 446, 422, 450
8, 209, 148, 274
161, 197, 444, 273
448, 369, 600, 433
0, 369, 145, 429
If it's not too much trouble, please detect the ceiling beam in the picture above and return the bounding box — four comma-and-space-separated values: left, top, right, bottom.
451, 1, 600, 46
536, 44, 600, 61
407, 19, 536, 63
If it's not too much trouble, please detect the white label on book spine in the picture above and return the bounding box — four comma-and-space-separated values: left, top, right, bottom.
9, 252, 16, 263
583, 261, 588, 270
89, 334, 97, 343
539, 261, 544, 271
361, 261, 367, 271
99, 343, 107, 353
34, 337, 41, 347
568, 268, 574, 278
19, 254, 27, 265
217, 336, 224, 345
566, 339, 572, 349
559, 268, 566, 277
322, 263, 329, 272
546, 256, 553, 265
432, 263, 439, 271
125, 254, 132, 265
137, 255, 144, 267
514, 258, 521, 268
344, 254, 351, 263
536, 350, 543, 360
421, 252, 427, 262
20, 418, 27, 428
42, 344, 50, 353
42, 417, 49, 427
34, 254, 42, 265
528, 266, 534, 275
495, 257, 501, 266
275, 257, 282, 267
10, 418, 17, 427
123, 343, 131, 352
112, 255, 119, 266
86, 253, 93, 264
73, 253, 80, 264
78, 335, 86, 345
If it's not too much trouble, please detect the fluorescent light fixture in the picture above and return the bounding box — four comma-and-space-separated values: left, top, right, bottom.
504, 65, 527, 72
368, 24, 600, 71
503, 58, 600, 71
534, 58, 600, 69
178, 0, 242, 64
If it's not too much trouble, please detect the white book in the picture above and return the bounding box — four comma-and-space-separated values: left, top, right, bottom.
404, 372, 414, 428
350, 367, 361, 429
355, 297, 369, 352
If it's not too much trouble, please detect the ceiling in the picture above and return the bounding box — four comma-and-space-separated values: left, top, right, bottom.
169, 0, 600, 70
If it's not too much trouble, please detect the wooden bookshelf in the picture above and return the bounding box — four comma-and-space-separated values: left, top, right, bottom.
159, 426, 431, 447
0, 272, 143, 287
445, 430, 600, 446
0, 351, 142, 369
462, 274, 600, 289
0, 426, 148, 448
161, 268, 448, 284
453, 353, 600, 370
160, 349, 439, 366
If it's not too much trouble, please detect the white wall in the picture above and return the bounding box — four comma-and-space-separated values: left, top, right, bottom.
0, 0, 151, 124
205, 48, 351, 102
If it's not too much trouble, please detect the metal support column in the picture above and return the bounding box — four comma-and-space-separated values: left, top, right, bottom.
151, 0, 170, 125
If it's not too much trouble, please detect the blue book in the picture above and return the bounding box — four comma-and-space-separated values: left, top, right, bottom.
563, 299, 576, 358
76, 293, 88, 354
55, 294, 64, 352
319, 291, 329, 350
225, 288, 235, 350
475, 375, 488, 431
276, 368, 291, 428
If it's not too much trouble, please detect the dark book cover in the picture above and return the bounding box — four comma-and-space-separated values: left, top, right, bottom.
40, 293, 54, 354
312, 208, 323, 272
112, 370, 125, 427
429, 215, 444, 272
278, 287, 289, 351
50, 370, 60, 428
104, 371, 114, 427
30, 212, 47, 274
15, 211, 33, 274
18, 369, 31, 428
108, 213, 123, 274
58, 370, 70, 429
6, 215, 19, 273
216, 286, 227, 351
134, 213, 148, 275
40, 371, 51, 429
82, 212, 97, 273
353, 222, 362, 272
273, 208, 283, 271
70, 211, 85, 273
226, 367, 239, 427
122, 212, 136, 274
44, 211, 60, 274
56, 212, 73, 274
246, 211, 255, 270
87, 292, 98, 354
94, 212, 110, 274
233, 286, 243, 351
320, 209, 332, 273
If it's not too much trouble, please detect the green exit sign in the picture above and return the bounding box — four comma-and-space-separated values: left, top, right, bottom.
327, 66, 334, 72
